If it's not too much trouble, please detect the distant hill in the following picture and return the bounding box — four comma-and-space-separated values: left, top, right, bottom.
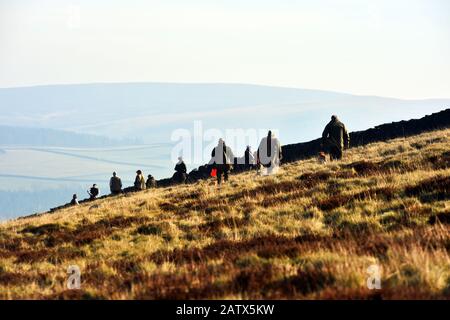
0, 126, 141, 147
0, 83, 448, 144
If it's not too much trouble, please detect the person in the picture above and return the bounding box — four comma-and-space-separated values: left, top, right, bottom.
70, 194, 79, 205
173, 157, 188, 184
88, 184, 99, 200
211, 139, 235, 184
134, 170, 146, 191
110, 172, 123, 195
322, 115, 350, 161
244, 145, 256, 170
146, 174, 157, 188
257, 130, 282, 175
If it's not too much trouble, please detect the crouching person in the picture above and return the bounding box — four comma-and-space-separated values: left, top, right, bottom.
146, 174, 157, 189
70, 194, 79, 206
172, 157, 187, 184
88, 184, 99, 200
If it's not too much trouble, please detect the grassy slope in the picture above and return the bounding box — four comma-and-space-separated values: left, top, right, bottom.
0, 129, 449, 300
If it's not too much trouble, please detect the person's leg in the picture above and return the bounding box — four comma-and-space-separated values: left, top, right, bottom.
330, 146, 339, 161
217, 168, 222, 185
337, 148, 343, 160
224, 169, 229, 182
329, 151, 336, 161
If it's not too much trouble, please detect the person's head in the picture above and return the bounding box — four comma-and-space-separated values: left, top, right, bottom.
113, 172, 116, 177
331, 115, 338, 121
72, 194, 77, 199
93, 184, 97, 188
178, 156, 183, 162
246, 145, 251, 151
268, 130, 272, 138
136, 170, 142, 175
218, 138, 224, 145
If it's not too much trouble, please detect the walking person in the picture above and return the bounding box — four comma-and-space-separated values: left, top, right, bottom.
244, 145, 256, 170
211, 139, 235, 185
257, 130, 282, 175
322, 115, 350, 161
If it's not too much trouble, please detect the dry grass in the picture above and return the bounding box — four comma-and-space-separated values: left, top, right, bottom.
0, 129, 449, 300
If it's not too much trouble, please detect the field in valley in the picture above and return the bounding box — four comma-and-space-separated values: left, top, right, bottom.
0, 129, 449, 299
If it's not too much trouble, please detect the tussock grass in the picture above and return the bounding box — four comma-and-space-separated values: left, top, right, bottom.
0, 129, 449, 299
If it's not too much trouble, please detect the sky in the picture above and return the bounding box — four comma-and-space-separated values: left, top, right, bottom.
1, 0, 449, 99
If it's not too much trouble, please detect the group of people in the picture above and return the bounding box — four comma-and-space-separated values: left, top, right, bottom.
69, 115, 349, 205
70, 170, 157, 205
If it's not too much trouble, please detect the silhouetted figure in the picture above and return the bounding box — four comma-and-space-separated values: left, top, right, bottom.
173, 157, 188, 184
110, 172, 123, 195
257, 131, 282, 175
322, 115, 350, 161
211, 139, 235, 184
70, 194, 79, 205
88, 184, 99, 200
134, 170, 146, 191
244, 145, 256, 170
146, 174, 157, 189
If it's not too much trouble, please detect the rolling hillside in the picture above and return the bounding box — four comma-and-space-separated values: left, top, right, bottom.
0, 129, 449, 299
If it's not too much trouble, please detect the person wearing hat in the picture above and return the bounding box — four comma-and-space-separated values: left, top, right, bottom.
134, 170, 146, 191
88, 184, 99, 200
110, 172, 123, 195
322, 115, 350, 161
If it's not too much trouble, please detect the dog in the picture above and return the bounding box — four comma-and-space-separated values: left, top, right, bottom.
318, 152, 327, 164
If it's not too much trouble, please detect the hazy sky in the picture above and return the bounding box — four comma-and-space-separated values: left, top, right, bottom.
1, 0, 449, 99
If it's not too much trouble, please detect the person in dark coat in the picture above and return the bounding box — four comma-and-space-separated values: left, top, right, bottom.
173, 157, 188, 184
211, 139, 235, 184
88, 184, 99, 200
110, 172, 123, 195
244, 145, 256, 170
322, 115, 350, 161
146, 174, 157, 188
70, 194, 79, 205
